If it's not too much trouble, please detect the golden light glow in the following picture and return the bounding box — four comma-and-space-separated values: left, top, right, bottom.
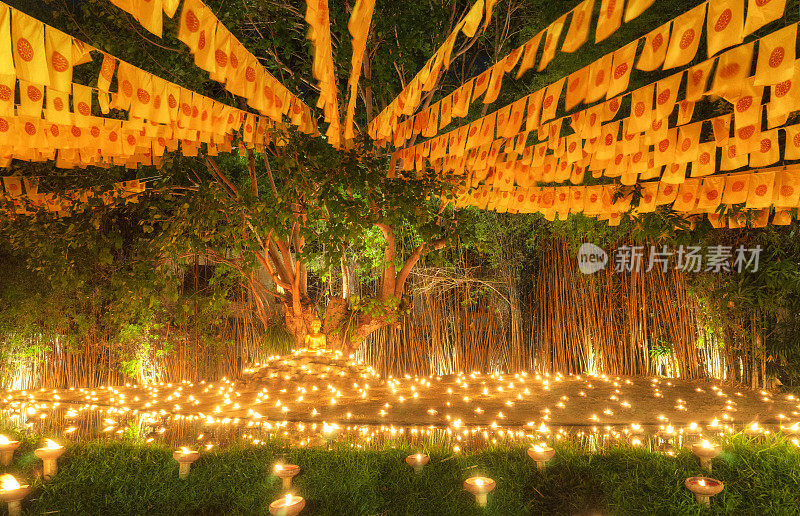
0, 474, 20, 491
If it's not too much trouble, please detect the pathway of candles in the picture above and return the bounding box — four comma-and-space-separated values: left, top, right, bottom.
0, 350, 798, 450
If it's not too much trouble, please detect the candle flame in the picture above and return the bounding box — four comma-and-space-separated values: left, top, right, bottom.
44, 439, 60, 450
698, 479, 706, 487
275, 464, 283, 472
285, 494, 293, 505
416, 454, 422, 461
0, 474, 20, 491
0, 435, 9, 445
701, 439, 711, 448
475, 478, 484, 486
180, 447, 191, 455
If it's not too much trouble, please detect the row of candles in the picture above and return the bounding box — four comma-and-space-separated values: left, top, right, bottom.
0, 434, 729, 514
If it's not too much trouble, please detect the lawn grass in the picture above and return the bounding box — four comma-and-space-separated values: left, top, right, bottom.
0, 432, 798, 515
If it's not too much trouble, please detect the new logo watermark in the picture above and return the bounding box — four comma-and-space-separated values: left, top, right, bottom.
577, 244, 762, 274
578, 243, 608, 274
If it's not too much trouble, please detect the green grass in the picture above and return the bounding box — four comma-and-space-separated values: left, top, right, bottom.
0, 433, 798, 515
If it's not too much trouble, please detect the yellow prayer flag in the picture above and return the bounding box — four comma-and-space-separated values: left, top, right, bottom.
540, 77, 564, 123
0, 5, 13, 76
562, 0, 594, 53
696, 176, 725, 211
746, 171, 776, 208
45, 26, 72, 93
137, 0, 164, 38
749, 129, 780, 167
754, 24, 796, 87
664, 3, 706, 70
17, 79, 43, 117
706, 0, 743, 58
671, 178, 700, 212
0, 73, 13, 116
515, 33, 541, 79
178, 0, 205, 49
482, 63, 504, 104
710, 42, 754, 101
624, 0, 655, 23
12, 9, 49, 85
595, 0, 624, 43
606, 40, 636, 98
537, 14, 567, 71
72, 83, 93, 127
461, 0, 485, 38
722, 172, 750, 204
565, 64, 589, 111
585, 53, 612, 103
636, 23, 670, 72
744, 0, 786, 35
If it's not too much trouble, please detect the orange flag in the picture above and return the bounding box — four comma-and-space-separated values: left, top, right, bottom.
178, 0, 205, 50
461, 0, 485, 38
115, 61, 136, 111
744, 0, 786, 35
45, 87, 70, 124
540, 78, 564, 122
129, 69, 154, 120
685, 59, 714, 101
72, 83, 93, 127
732, 86, 764, 127
136, 0, 164, 38
706, 0, 743, 58
654, 128, 677, 167
525, 88, 544, 132
483, 63, 504, 104
624, 0, 655, 22
754, 24, 796, 86
515, 33, 541, 79
749, 129, 779, 167
696, 176, 725, 211
784, 124, 800, 159
606, 41, 637, 98
746, 170, 776, 208
0, 5, 13, 76
439, 96, 453, 130
676, 121, 702, 163
776, 168, 800, 206
562, 0, 594, 53
97, 53, 116, 92
472, 68, 491, 101
711, 42, 754, 101
12, 9, 49, 85
585, 53, 612, 103
538, 14, 567, 72
712, 114, 732, 145
722, 173, 750, 204
502, 98, 527, 138
45, 26, 72, 93
691, 142, 717, 177
629, 84, 654, 133
17, 79, 43, 117
672, 178, 700, 211
636, 24, 670, 72
721, 142, 748, 170
655, 72, 682, 120
565, 64, 589, 110
664, 3, 706, 69
194, 17, 218, 74
656, 181, 679, 205
595, 0, 624, 43
451, 80, 473, 119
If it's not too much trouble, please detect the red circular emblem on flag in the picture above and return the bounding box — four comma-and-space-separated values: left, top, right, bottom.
614, 154, 623, 165
738, 126, 754, 140
664, 185, 674, 195
634, 102, 645, 117
590, 113, 597, 126
644, 193, 653, 203
78, 101, 90, 116
71, 126, 81, 137
590, 193, 598, 202
595, 70, 605, 86
24, 122, 36, 135
699, 151, 710, 164
27, 85, 42, 102
605, 134, 613, 146
16, 38, 34, 62
719, 63, 739, 78
682, 192, 694, 203
658, 139, 670, 152
732, 180, 744, 192
50, 124, 59, 137
109, 131, 118, 142
185, 10, 200, 32
775, 79, 792, 97
198, 31, 206, 50
0, 119, 9, 132
137, 88, 150, 104
760, 138, 771, 153
781, 185, 794, 197
0, 85, 12, 102
691, 69, 705, 85
246, 67, 256, 82
633, 151, 642, 163
51, 51, 69, 72
605, 0, 616, 17
127, 134, 136, 146
168, 94, 177, 109
706, 190, 718, 200
90, 126, 100, 137
755, 184, 768, 196
181, 103, 191, 116
679, 29, 695, 50
153, 95, 161, 109
657, 89, 671, 105
53, 97, 64, 111
122, 80, 133, 97
736, 96, 753, 112
101, 58, 115, 81
543, 95, 553, 108
769, 47, 785, 68
559, 192, 567, 201
652, 33, 663, 51
714, 9, 732, 32
728, 145, 737, 157
614, 63, 628, 79
569, 142, 577, 152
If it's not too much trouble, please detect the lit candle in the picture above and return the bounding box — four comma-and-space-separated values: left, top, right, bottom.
464, 476, 495, 508
405, 453, 429, 473
0, 436, 20, 466
274, 463, 301, 489
34, 439, 65, 480
685, 476, 724, 506
172, 447, 199, 479
527, 444, 555, 471
268, 493, 305, 516
0, 474, 31, 516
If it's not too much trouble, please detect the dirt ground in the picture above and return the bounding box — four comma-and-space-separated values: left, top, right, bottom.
2, 351, 797, 436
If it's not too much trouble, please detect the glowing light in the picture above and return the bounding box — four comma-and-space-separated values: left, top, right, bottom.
0, 474, 20, 491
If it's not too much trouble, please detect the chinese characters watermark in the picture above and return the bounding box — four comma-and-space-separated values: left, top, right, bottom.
578, 244, 762, 274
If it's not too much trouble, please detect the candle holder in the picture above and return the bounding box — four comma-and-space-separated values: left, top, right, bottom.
685, 477, 724, 506
691, 440, 721, 471
0, 436, 20, 466
405, 453, 429, 473
34, 440, 65, 480
527, 445, 555, 471
274, 464, 300, 490
464, 476, 495, 508
173, 448, 200, 479
0, 475, 30, 516
269, 493, 305, 516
